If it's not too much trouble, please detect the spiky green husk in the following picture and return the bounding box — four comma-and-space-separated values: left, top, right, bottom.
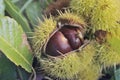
70, 0, 95, 19
108, 36, 120, 54
90, 0, 120, 68
78, 64, 101, 80
70, 0, 120, 37
39, 42, 97, 79
32, 17, 56, 54
40, 53, 81, 79
57, 10, 86, 26
91, 0, 120, 36
77, 42, 97, 69
99, 50, 120, 67
95, 39, 120, 67
77, 42, 101, 80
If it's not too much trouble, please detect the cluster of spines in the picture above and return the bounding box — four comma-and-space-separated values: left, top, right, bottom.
32, 17, 56, 54
70, 0, 120, 37
40, 53, 81, 79
70, 0, 120, 67
96, 37, 120, 67
40, 41, 98, 79
76, 42, 101, 80
91, 0, 120, 34
57, 10, 86, 26
70, 0, 96, 20
78, 63, 101, 80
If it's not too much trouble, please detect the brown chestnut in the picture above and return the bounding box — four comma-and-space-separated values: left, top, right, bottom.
46, 25, 84, 57
60, 25, 84, 50
46, 31, 73, 56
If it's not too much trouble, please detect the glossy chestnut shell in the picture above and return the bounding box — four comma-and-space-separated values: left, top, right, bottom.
45, 25, 84, 56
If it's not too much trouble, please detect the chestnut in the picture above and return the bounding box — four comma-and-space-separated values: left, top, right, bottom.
46, 31, 72, 56
60, 25, 84, 50
46, 25, 84, 56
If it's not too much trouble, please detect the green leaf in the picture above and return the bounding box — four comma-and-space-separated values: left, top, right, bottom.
14, 0, 28, 9
114, 69, 120, 80
25, 2, 43, 27
39, 0, 53, 9
20, 0, 33, 13
0, 52, 17, 80
25, 0, 54, 28
0, 52, 31, 80
4, 0, 32, 36
0, 0, 5, 16
0, 16, 33, 72
11, 0, 19, 3
114, 66, 120, 80
16, 67, 31, 80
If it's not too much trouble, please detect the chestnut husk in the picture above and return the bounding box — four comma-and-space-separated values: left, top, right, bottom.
33, 11, 101, 79
40, 41, 99, 80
